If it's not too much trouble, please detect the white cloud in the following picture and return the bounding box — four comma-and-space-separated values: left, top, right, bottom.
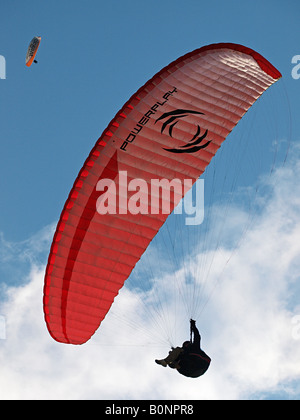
0, 154, 300, 400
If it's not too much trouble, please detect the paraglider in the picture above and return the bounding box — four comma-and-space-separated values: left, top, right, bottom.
25, 36, 41, 67
43, 43, 281, 348
155, 319, 211, 377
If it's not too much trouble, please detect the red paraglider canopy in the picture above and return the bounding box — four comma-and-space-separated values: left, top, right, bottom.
43, 43, 281, 344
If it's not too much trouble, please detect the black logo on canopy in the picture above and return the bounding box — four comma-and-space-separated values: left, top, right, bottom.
155, 109, 211, 154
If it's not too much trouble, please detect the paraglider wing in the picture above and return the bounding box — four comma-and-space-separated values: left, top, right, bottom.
43, 43, 281, 344
25, 36, 41, 67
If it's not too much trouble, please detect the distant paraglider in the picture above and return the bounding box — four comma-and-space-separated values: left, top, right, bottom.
25, 36, 41, 67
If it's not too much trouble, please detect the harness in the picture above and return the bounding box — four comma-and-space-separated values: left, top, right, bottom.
189, 352, 211, 364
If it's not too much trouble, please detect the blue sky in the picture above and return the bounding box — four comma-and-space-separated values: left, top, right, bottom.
0, 0, 300, 400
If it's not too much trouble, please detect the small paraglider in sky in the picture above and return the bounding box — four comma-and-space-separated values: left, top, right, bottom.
25, 36, 41, 67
